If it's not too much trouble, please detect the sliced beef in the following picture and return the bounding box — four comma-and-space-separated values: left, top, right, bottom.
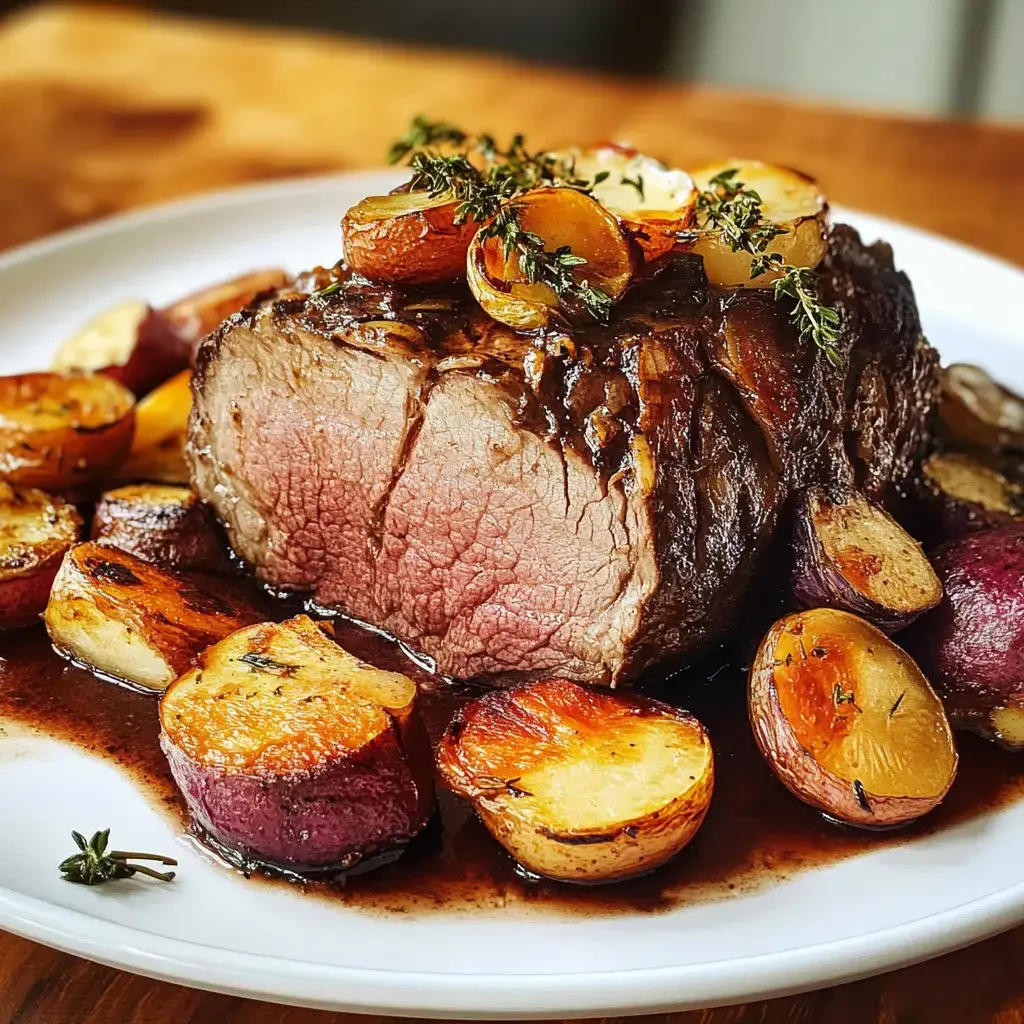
190, 227, 937, 686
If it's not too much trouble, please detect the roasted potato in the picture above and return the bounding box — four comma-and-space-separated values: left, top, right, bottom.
92, 484, 230, 574
44, 541, 262, 692
0, 372, 135, 491
689, 160, 829, 287
115, 369, 191, 485
0, 483, 82, 628
904, 525, 1024, 750
162, 269, 290, 359
160, 614, 434, 872
467, 187, 634, 330
549, 145, 696, 262
51, 299, 189, 397
792, 488, 942, 633
920, 451, 1023, 542
342, 191, 479, 285
436, 678, 713, 884
939, 364, 1024, 454
750, 608, 957, 829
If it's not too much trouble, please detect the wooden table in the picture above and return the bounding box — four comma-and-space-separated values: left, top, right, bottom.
1, 4, 1022, 1022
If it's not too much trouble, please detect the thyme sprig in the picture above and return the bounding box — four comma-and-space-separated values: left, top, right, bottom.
59, 829, 177, 886
388, 118, 613, 323
694, 168, 843, 366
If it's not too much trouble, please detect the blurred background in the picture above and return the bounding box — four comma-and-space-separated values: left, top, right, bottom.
0, 0, 1019, 119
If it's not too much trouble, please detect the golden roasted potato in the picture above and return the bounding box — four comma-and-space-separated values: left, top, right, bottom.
0, 373, 135, 491
162, 269, 290, 357
116, 369, 191, 485
690, 160, 829, 287
51, 299, 188, 397
0, 482, 82, 628
938, 363, 1024, 454
551, 144, 696, 262
44, 541, 263, 692
160, 614, 434, 872
749, 608, 957, 829
92, 484, 230, 574
436, 678, 713, 884
467, 187, 633, 330
342, 191, 479, 285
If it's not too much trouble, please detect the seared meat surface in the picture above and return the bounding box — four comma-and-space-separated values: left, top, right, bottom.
189, 226, 936, 685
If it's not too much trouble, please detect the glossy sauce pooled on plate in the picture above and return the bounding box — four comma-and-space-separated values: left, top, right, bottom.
3, 612, 1023, 916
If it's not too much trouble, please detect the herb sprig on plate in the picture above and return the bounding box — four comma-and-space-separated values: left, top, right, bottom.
387, 118, 614, 323
59, 828, 177, 886
693, 168, 843, 366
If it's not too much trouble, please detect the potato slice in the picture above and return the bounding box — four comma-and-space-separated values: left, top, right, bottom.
905, 525, 1024, 751
690, 159, 829, 287
550, 145, 696, 262
342, 191, 478, 285
939, 364, 1024, 454
0, 483, 82, 628
792, 488, 942, 633
51, 300, 189, 397
436, 678, 713, 884
44, 541, 262, 692
115, 369, 191, 485
160, 614, 434, 872
0, 373, 135, 491
467, 187, 633, 330
162, 269, 291, 358
750, 608, 957, 828
92, 484, 230, 574
921, 451, 1023, 541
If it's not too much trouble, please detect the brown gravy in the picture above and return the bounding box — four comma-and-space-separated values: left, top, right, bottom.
3, 622, 1023, 916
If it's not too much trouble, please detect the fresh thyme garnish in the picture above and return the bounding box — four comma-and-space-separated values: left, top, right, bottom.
387, 118, 614, 323
693, 167, 843, 366
621, 174, 645, 201
59, 829, 177, 886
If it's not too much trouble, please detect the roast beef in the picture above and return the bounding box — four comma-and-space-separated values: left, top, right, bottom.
189, 226, 937, 685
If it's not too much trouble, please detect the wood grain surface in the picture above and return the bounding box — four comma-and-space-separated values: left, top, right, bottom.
0, 4, 1023, 1023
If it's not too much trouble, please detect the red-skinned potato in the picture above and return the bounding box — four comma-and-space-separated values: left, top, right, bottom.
904, 525, 1024, 750
0, 373, 135, 491
436, 678, 713, 884
51, 300, 189, 397
92, 484, 230, 574
44, 541, 263, 692
160, 615, 434, 873
0, 483, 82, 628
750, 608, 957, 829
162, 269, 290, 359
342, 191, 478, 285
792, 488, 942, 633
939, 364, 1024, 454
920, 451, 1023, 542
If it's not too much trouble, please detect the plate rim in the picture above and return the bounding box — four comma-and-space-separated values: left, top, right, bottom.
1, 170, 1024, 1018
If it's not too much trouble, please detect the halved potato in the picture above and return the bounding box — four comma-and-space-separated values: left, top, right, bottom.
116, 369, 191, 485
0, 373, 135, 491
162, 269, 290, 357
550, 145, 696, 262
436, 678, 713, 884
467, 187, 633, 329
750, 608, 957, 828
44, 541, 262, 692
160, 614, 434, 873
690, 160, 829, 287
792, 488, 943, 633
92, 484, 230, 574
0, 482, 82, 628
939, 364, 1024, 453
51, 300, 189, 397
921, 451, 1023, 541
342, 191, 478, 285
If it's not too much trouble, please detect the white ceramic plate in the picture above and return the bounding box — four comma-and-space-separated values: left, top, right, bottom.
1, 172, 1023, 1019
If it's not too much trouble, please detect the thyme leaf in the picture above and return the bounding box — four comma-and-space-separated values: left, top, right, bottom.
59, 829, 177, 886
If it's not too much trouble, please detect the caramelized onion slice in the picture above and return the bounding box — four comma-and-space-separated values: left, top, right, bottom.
467, 187, 633, 330
690, 159, 829, 287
